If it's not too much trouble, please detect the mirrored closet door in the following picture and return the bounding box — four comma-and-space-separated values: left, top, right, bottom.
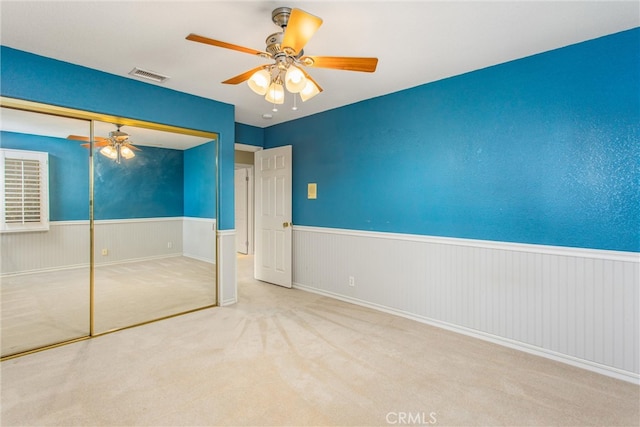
92, 121, 218, 333
1, 102, 219, 357
1, 107, 91, 356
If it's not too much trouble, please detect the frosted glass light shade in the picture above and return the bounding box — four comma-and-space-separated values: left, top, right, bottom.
247, 69, 271, 95
265, 82, 285, 104
100, 145, 118, 160
285, 66, 306, 93
120, 146, 135, 159
300, 80, 320, 102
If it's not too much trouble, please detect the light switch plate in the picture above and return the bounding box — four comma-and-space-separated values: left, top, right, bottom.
308, 183, 317, 199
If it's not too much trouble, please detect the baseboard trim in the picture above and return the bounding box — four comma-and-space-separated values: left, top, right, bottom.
293, 282, 640, 385
1, 254, 190, 277
183, 253, 216, 264
0, 262, 88, 277
220, 297, 238, 306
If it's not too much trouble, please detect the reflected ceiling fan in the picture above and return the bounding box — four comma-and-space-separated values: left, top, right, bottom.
67, 125, 141, 163
186, 6, 378, 108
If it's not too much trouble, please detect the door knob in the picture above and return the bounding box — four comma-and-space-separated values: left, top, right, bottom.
283, 222, 292, 228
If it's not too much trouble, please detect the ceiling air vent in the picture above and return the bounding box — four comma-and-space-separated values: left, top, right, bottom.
129, 67, 170, 83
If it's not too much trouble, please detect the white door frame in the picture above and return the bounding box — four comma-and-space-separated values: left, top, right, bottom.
234, 167, 248, 254
244, 166, 254, 255
234, 143, 261, 258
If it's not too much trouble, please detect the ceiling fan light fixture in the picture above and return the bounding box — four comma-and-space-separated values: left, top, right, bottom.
72, 126, 140, 164
300, 79, 320, 102
120, 146, 136, 160
248, 69, 271, 95
285, 65, 306, 93
186, 7, 378, 110
100, 145, 118, 160
265, 82, 285, 104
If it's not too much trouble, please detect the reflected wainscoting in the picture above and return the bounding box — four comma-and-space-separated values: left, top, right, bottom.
1, 217, 216, 274
292, 225, 640, 383
0, 216, 217, 356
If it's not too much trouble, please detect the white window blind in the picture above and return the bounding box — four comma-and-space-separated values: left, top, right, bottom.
1, 149, 49, 232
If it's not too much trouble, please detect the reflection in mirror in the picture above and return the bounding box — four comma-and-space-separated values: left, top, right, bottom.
91, 121, 217, 333
0, 107, 91, 356
1, 103, 219, 356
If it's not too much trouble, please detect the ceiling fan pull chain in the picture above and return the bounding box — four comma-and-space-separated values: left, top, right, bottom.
292, 93, 298, 111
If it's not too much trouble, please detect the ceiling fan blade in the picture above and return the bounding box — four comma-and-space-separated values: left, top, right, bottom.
68, 134, 90, 141
282, 8, 322, 55
80, 141, 110, 148
300, 56, 378, 72
68, 135, 109, 142
222, 66, 270, 85
186, 33, 270, 57
124, 143, 142, 151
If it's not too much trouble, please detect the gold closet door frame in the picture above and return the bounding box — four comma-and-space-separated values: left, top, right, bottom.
1, 97, 221, 360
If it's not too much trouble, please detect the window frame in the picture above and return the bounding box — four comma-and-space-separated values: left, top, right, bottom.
0, 148, 50, 233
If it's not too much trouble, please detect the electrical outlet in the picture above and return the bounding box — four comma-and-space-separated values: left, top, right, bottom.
348, 276, 355, 287
167, 242, 173, 249
101, 248, 108, 256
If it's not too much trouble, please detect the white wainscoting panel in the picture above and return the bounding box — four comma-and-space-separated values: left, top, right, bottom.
183, 217, 217, 263
292, 226, 639, 383
94, 218, 183, 265
1, 221, 89, 274
218, 229, 237, 306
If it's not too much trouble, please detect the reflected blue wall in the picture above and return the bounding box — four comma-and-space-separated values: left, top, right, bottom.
1, 131, 188, 220
184, 141, 216, 218
264, 28, 640, 252
0, 131, 89, 221
93, 146, 184, 219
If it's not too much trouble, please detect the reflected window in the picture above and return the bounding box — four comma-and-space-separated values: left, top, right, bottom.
1, 148, 50, 232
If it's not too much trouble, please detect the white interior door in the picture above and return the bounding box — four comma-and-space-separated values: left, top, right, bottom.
234, 168, 248, 254
254, 145, 292, 288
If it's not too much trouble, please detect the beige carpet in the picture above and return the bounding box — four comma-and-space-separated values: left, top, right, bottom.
1, 256, 216, 356
1, 254, 638, 426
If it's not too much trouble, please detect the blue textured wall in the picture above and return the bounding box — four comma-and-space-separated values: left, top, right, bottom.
0, 131, 89, 221
264, 28, 640, 252
0, 47, 235, 229
1, 131, 187, 220
94, 146, 183, 220
235, 123, 264, 147
184, 141, 217, 218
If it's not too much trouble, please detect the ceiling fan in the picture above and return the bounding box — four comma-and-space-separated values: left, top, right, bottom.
186, 6, 378, 108
67, 125, 141, 163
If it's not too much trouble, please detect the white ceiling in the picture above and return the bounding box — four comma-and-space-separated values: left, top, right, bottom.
1, 1, 638, 129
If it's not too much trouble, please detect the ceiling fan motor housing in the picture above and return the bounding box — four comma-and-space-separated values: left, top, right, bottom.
265, 31, 304, 60
265, 32, 283, 57
109, 130, 130, 142
271, 7, 292, 28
